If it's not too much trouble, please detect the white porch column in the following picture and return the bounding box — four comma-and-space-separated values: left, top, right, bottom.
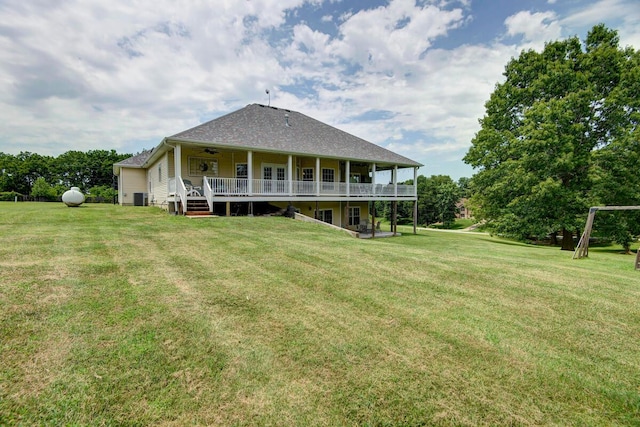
414, 167, 418, 198
288, 155, 293, 195
247, 150, 253, 195
394, 165, 398, 197
372, 163, 376, 195
316, 157, 321, 196
174, 143, 182, 179
345, 160, 350, 197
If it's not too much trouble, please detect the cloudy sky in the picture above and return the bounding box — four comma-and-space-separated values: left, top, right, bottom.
0, 0, 638, 179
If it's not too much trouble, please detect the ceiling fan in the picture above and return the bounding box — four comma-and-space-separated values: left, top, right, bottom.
203, 147, 218, 155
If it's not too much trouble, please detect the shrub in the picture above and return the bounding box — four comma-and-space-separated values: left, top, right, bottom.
0, 191, 23, 201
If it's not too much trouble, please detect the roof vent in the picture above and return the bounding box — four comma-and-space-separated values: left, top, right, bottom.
285, 113, 290, 127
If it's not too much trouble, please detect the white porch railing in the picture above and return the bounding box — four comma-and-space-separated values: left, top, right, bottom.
171, 177, 211, 213
176, 177, 188, 211
202, 177, 213, 212
204, 177, 415, 198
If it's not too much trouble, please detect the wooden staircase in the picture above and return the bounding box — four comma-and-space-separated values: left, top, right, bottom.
185, 199, 211, 216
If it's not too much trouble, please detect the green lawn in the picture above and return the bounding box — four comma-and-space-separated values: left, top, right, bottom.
1, 203, 639, 426
422, 218, 478, 230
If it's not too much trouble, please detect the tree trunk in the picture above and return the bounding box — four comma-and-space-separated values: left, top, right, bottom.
550, 232, 558, 246
561, 228, 574, 251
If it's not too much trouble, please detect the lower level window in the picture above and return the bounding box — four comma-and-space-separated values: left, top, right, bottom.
349, 206, 360, 226
318, 209, 333, 224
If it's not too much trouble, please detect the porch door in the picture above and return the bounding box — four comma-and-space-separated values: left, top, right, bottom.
317, 209, 333, 224
262, 164, 286, 194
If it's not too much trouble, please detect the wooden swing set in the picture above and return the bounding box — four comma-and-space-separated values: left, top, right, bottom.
573, 206, 640, 270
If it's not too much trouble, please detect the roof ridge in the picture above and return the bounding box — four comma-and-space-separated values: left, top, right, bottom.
159, 104, 421, 168
253, 103, 292, 113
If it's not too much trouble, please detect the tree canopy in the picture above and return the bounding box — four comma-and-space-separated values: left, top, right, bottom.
0, 150, 131, 197
464, 24, 640, 249
376, 174, 465, 228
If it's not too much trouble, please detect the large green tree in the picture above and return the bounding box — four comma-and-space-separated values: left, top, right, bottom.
416, 175, 461, 227
0, 149, 131, 195
0, 152, 54, 194
590, 43, 640, 252
464, 24, 638, 250
53, 150, 129, 191
375, 174, 464, 228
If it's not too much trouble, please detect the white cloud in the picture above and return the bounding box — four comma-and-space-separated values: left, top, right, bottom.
274, 0, 509, 167
504, 10, 562, 47
329, 0, 465, 73
0, 0, 303, 153
560, 0, 640, 48
0, 0, 638, 180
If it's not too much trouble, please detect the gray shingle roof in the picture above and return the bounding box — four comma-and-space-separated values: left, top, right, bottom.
168, 104, 422, 167
114, 149, 153, 167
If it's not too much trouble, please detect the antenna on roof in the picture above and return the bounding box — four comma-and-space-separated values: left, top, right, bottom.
265, 89, 270, 107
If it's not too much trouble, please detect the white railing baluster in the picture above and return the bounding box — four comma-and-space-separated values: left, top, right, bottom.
203, 177, 415, 198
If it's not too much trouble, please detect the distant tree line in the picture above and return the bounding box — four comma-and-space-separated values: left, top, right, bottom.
375, 175, 470, 229
0, 150, 132, 201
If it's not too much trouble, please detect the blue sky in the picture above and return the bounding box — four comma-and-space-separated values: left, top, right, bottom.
0, 0, 638, 180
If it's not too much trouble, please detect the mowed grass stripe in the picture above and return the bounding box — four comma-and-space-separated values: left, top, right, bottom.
0, 202, 638, 425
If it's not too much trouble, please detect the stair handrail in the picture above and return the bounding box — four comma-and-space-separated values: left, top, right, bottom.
177, 176, 188, 214
202, 176, 213, 212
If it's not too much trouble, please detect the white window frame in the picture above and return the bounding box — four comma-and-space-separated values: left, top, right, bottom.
236, 162, 248, 178
322, 168, 335, 191
262, 163, 287, 180
349, 206, 361, 226
189, 157, 218, 177
302, 167, 314, 181
262, 163, 287, 194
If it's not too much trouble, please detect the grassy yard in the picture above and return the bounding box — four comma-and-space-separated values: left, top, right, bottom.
1, 203, 639, 426
425, 218, 477, 230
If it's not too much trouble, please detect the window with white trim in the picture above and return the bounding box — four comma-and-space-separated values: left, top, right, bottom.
189, 157, 218, 176
349, 206, 361, 226
322, 168, 334, 191
236, 163, 248, 178
302, 168, 314, 181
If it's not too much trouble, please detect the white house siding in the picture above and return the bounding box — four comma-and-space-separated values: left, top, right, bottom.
147, 154, 169, 208
168, 151, 175, 178
119, 168, 147, 206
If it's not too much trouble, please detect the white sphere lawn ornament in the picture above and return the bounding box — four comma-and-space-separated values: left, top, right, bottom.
62, 187, 85, 207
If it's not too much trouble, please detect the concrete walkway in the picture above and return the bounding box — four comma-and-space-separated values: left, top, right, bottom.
358, 231, 400, 239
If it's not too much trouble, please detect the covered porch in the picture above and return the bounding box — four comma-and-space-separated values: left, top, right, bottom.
157, 143, 419, 234
169, 176, 416, 201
